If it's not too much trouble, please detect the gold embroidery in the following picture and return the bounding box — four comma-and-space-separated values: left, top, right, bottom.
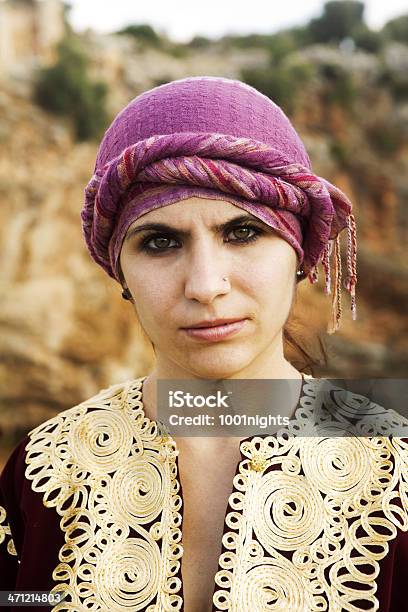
249, 454, 268, 473
0, 504, 18, 557
213, 378, 408, 611
23, 375, 408, 612
25, 377, 183, 611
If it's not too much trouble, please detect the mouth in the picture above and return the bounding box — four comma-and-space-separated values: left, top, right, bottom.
181, 318, 246, 329
180, 318, 248, 342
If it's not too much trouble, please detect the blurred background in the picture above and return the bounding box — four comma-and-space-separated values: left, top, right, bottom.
0, 0, 407, 464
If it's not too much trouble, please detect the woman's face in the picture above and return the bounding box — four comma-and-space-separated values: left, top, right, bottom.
119, 197, 298, 379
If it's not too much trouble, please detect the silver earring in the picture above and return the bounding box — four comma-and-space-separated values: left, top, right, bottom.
296, 269, 304, 277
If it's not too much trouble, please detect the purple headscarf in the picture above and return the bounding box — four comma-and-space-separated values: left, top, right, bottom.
81, 76, 357, 334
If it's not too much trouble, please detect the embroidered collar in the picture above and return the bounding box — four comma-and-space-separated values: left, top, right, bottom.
23, 376, 408, 611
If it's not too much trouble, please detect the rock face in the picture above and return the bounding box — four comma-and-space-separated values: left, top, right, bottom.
0, 37, 407, 459
290, 45, 407, 379
0, 0, 65, 78
0, 81, 155, 455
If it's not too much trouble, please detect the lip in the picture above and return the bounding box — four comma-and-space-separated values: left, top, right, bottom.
182, 318, 245, 329
181, 318, 247, 341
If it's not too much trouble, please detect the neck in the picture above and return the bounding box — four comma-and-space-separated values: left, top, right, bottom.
141, 335, 302, 425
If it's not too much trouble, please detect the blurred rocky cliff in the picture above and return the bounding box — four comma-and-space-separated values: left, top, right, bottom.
0, 2, 407, 457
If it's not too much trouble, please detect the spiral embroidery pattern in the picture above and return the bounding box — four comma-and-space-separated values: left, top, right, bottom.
22, 375, 408, 611
213, 378, 408, 611
0, 505, 17, 557
25, 377, 183, 611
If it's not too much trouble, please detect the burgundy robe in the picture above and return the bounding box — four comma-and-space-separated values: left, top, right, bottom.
1, 376, 408, 611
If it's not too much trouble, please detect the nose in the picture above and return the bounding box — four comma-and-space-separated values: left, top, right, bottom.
184, 243, 231, 304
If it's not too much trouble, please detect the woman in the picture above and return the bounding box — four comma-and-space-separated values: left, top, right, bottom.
1, 76, 406, 612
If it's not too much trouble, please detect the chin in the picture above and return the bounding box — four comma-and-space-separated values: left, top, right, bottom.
179, 349, 254, 380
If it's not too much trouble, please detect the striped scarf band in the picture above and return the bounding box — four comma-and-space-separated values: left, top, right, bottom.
82, 131, 357, 335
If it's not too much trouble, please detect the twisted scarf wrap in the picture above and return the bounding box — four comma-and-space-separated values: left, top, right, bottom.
82, 131, 357, 334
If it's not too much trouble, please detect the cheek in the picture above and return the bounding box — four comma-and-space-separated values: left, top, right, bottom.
243, 253, 296, 322
133, 281, 174, 329
244, 257, 294, 296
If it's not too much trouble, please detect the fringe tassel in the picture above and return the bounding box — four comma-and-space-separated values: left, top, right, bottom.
323, 212, 357, 334
327, 234, 343, 334
344, 213, 358, 321
322, 241, 332, 295
309, 264, 319, 285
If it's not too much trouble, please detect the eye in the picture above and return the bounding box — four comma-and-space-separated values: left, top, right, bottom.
227, 225, 260, 243
139, 223, 264, 254
142, 236, 179, 251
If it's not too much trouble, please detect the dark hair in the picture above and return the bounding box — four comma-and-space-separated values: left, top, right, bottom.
282, 273, 329, 375
283, 321, 328, 376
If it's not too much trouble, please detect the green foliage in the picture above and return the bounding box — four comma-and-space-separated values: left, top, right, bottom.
116, 24, 190, 57
382, 14, 408, 43
308, 1, 365, 43
265, 31, 303, 64
220, 33, 275, 49
33, 36, 108, 141
352, 25, 385, 53
164, 43, 189, 58
220, 27, 312, 62
287, 26, 315, 49
377, 67, 408, 102
152, 77, 172, 88
305, 0, 387, 52
187, 36, 213, 49
318, 62, 357, 109
330, 139, 349, 165
367, 120, 404, 154
391, 80, 408, 101
241, 61, 314, 114
116, 23, 161, 46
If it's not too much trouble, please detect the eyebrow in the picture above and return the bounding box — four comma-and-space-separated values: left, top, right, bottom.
124, 213, 264, 243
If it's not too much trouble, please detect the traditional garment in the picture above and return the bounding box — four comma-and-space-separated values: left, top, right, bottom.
81, 76, 357, 334
1, 375, 408, 611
